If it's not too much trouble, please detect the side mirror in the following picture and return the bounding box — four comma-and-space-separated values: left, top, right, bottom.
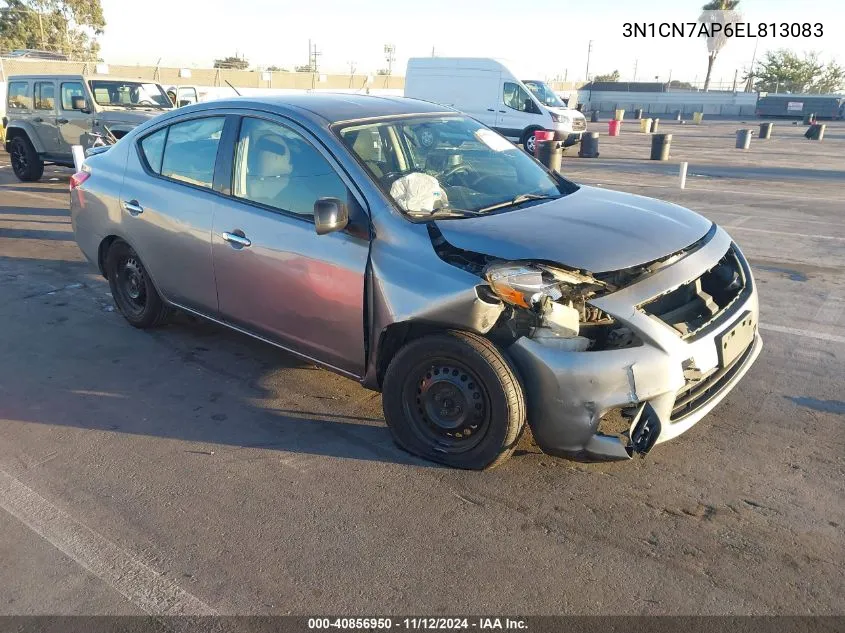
178, 100, 191, 107
71, 96, 88, 111
314, 197, 349, 235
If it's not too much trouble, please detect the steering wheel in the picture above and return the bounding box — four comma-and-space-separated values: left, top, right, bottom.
137, 98, 155, 105
380, 169, 425, 186
440, 163, 476, 186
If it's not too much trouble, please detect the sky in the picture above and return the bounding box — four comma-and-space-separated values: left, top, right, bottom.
98, 0, 844, 85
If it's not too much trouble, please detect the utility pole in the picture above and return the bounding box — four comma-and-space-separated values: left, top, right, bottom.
633, 58, 638, 82
348, 60, 356, 88
38, 12, 46, 50
384, 43, 396, 86
732, 68, 739, 93
585, 40, 593, 82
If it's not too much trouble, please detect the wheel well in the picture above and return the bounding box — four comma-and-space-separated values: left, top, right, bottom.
375, 321, 455, 389
4, 127, 28, 150
521, 125, 543, 142
98, 235, 121, 278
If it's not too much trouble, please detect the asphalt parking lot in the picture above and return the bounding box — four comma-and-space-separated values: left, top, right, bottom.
0, 118, 843, 616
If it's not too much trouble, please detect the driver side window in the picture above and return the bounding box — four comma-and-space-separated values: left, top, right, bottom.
503, 82, 535, 113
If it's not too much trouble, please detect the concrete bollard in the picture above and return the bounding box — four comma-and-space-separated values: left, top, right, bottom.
736, 129, 753, 149
634, 108, 643, 119
537, 140, 563, 172
591, 110, 599, 123
579, 132, 600, 158
759, 122, 773, 140
679, 162, 688, 189
674, 110, 682, 121
805, 123, 826, 141
652, 118, 660, 133
639, 118, 652, 133
650, 133, 671, 160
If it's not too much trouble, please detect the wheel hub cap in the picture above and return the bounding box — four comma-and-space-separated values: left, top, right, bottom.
417, 365, 485, 440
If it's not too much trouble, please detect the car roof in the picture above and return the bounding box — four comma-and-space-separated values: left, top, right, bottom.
6, 74, 162, 83
195, 93, 455, 124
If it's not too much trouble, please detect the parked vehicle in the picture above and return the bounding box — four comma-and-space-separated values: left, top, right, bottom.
4, 49, 69, 61
3, 74, 172, 181
404, 57, 587, 154
70, 95, 761, 469
163, 85, 201, 107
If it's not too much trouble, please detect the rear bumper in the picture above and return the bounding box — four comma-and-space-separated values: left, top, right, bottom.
552, 131, 583, 146
508, 227, 762, 461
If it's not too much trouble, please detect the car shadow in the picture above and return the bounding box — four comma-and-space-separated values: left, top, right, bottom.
0, 262, 436, 469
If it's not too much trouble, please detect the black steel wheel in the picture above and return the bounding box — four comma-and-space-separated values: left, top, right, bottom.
382, 330, 526, 469
9, 136, 44, 182
105, 240, 169, 329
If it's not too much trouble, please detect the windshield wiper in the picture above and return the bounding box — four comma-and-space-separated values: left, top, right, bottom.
475, 193, 557, 214
407, 207, 485, 220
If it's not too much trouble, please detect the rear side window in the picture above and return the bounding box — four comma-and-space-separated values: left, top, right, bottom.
61, 82, 86, 110
160, 117, 225, 189
140, 128, 167, 173
7, 81, 31, 110
34, 82, 56, 111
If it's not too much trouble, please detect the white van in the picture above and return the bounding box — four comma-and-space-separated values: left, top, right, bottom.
404, 57, 586, 154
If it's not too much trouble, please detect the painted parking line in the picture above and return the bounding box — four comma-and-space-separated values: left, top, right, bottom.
760, 323, 845, 345
728, 226, 845, 242
0, 467, 217, 616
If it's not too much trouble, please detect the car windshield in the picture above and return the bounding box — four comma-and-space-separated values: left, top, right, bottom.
88, 80, 172, 109
524, 81, 566, 108
336, 115, 577, 219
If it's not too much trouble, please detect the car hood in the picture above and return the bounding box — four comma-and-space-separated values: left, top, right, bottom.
434, 185, 713, 273
548, 106, 585, 120
97, 109, 169, 126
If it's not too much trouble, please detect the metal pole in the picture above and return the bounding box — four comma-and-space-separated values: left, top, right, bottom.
633, 59, 638, 82
679, 162, 688, 189
38, 12, 46, 49
585, 40, 593, 82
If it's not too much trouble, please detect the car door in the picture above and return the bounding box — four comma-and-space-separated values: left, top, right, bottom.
212, 114, 370, 377
58, 81, 94, 152
118, 114, 226, 314
31, 81, 61, 154
496, 81, 545, 140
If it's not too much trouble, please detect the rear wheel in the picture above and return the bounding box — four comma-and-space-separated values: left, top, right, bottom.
105, 240, 169, 329
382, 331, 526, 470
9, 135, 44, 182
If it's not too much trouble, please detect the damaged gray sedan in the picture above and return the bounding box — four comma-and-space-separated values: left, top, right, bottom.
70, 95, 762, 469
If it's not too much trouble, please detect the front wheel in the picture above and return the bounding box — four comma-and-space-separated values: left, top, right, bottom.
382, 331, 526, 470
521, 128, 542, 155
9, 136, 44, 182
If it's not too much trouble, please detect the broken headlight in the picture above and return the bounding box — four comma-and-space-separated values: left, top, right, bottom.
483, 262, 608, 340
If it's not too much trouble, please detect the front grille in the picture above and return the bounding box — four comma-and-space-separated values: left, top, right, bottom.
641, 245, 748, 339
572, 118, 587, 132
671, 339, 755, 421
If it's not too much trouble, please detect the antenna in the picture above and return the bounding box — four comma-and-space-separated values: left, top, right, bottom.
225, 80, 241, 96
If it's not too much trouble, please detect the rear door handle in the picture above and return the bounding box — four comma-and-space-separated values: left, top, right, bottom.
57, 118, 69, 125
222, 231, 251, 248
498, 110, 507, 113
122, 200, 144, 215
486, 108, 495, 112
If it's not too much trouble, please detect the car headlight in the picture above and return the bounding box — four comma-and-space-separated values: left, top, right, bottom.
484, 262, 608, 337
550, 112, 570, 124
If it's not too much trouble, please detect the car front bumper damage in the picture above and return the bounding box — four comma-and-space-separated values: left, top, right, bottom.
508, 226, 762, 461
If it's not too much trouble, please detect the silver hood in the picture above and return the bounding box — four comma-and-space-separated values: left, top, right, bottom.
434, 186, 713, 273
97, 109, 170, 127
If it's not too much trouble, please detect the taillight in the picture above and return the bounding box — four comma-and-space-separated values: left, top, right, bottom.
70, 171, 90, 191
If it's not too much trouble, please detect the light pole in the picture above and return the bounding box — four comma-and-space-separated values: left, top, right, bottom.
585, 40, 593, 82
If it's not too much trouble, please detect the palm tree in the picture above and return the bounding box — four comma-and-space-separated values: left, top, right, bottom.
700, 0, 741, 91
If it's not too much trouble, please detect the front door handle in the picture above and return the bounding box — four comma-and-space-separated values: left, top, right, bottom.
57, 118, 69, 125
486, 108, 495, 112
498, 110, 507, 113
222, 231, 252, 248
33, 117, 44, 123
122, 200, 144, 215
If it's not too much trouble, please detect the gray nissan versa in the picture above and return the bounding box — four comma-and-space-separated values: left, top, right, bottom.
69, 94, 762, 469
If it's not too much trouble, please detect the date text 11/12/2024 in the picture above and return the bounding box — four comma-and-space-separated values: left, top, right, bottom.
308, 618, 528, 630
623, 22, 823, 38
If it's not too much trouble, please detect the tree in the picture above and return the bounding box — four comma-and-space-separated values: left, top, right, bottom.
699, 0, 741, 91
265, 65, 288, 72
593, 70, 620, 82
752, 49, 845, 94
294, 64, 313, 72
0, 0, 105, 60
213, 55, 249, 70
668, 79, 695, 90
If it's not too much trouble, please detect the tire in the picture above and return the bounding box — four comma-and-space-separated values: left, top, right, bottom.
9, 135, 44, 182
382, 330, 526, 470
105, 240, 169, 329
521, 128, 542, 156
